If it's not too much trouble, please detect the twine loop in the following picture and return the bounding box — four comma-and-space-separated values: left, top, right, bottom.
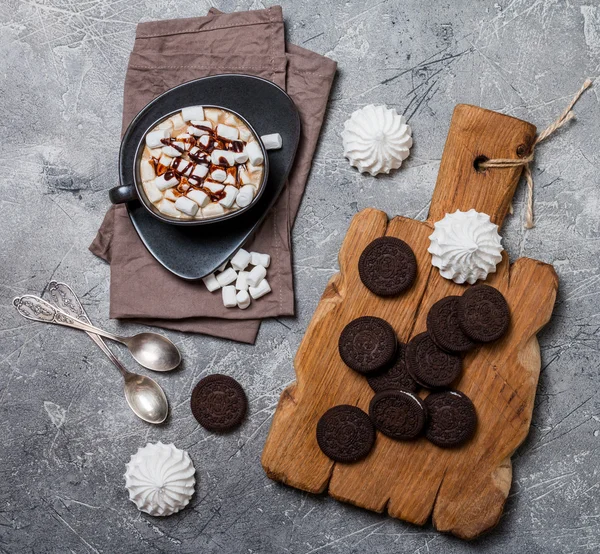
479, 78, 592, 229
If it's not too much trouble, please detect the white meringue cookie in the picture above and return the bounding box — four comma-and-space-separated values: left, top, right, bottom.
124, 442, 195, 517
428, 209, 503, 285
341, 104, 412, 176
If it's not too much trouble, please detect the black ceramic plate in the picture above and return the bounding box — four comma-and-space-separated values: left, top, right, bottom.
119, 74, 301, 280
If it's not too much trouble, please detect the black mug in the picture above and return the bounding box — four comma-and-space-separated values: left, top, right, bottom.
109, 106, 269, 227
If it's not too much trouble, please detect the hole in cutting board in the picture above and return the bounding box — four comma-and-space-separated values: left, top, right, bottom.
473, 155, 489, 173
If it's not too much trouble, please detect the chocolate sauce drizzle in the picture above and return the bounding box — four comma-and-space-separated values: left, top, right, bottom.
150, 119, 251, 201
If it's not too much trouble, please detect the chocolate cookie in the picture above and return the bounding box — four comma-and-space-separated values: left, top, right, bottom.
369, 390, 426, 440
316, 405, 376, 463
458, 285, 510, 343
358, 237, 417, 297
366, 344, 418, 393
406, 332, 462, 389
425, 390, 477, 447
427, 296, 477, 353
339, 316, 397, 375
191, 374, 247, 432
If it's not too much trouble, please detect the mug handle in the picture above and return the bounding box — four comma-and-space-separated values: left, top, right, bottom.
109, 184, 138, 204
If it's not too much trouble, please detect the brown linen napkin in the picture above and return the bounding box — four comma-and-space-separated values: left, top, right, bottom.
90, 6, 337, 343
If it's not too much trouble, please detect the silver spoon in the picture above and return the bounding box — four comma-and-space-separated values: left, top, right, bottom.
13, 294, 181, 372
46, 282, 169, 425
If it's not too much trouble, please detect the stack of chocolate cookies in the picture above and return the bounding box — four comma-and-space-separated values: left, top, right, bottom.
316, 237, 511, 463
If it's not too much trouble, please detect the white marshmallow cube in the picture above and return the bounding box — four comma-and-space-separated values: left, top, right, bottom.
162, 144, 183, 157
247, 265, 267, 288
140, 160, 155, 181
181, 106, 205, 122
158, 153, 173, 167
157, 120, 174, 132
250, 252, 271, 268
211, 168, 227, 182
223, 113, 237, 126
217, 262, 228, 272
236, 290, 251, 310
189, 146, 201, 157
154, 173, 178, 191
217, 124, 239, 141
239, 127, 252, 142
157, 199, 180, 218
202, 273, 220, 292
176, 133, 193, 150
224, 173, 236, 185
234, 150, 249, 164
239, 168, 257, 186
235, 271, 249, 291
249, 278, 271, 300
171, 113, 185, 129
203, 203, 225, 217
146, 129, 170, 149
205, 110, 219, 123
261, 133, 282, 150
192, 164, 209, 179
187, 122, 212, 137
204, 181, 225, 193
219, 185, 238, 208
163, 188, 178, 201
245, 141, 264, 166
142, 180, 163, 203
175, 196, 199, 217
222, 285, 237, 308
172, 158, 191, 174
230, 249, 251, 271
187, 189, 210, 208
199, 135, 211, 147
216, 267, 237, 287
235, 185, 256, 208
211, 150, 236, 167
191, 119, 212, 129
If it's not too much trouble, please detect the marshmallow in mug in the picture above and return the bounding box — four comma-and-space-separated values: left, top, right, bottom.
146, 129, 170, 149
155, 172, 178, 191
141, 105, 274, 221
174, 196, 198, 217
181, 106, 205, 121
235, 185, 256, 208
219, 186, 238, 209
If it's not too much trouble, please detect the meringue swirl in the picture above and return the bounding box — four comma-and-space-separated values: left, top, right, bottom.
124, 442, 196, 517
341, 104, 412, 176
428, 209, 503, 284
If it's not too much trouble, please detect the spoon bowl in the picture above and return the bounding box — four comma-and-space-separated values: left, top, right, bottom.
124, 333, 181, 372
123, 373, 169, 424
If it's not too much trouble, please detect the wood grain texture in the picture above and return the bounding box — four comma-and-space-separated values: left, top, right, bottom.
261, 105, 557, 539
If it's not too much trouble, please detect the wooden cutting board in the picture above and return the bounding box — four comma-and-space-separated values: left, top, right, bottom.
261, 104, 558, 539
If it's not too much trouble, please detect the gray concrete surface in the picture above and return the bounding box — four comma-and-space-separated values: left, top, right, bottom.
1, 0, 599, 552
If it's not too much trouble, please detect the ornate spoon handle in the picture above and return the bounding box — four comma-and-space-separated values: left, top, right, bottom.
47, 281, 87, 321
13, 294, 123, 344
47, 282, 128, 376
